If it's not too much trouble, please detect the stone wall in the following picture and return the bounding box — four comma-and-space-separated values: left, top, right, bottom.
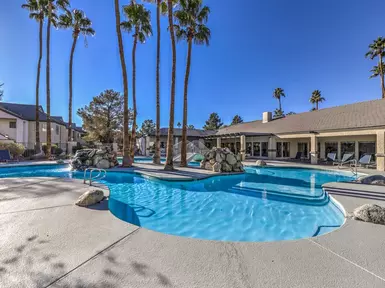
200, 147, 244, 173
70, 147, 119, 171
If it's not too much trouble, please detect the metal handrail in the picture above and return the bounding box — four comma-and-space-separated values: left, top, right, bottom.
349, 159, 358, 179
83, 168, 107, 186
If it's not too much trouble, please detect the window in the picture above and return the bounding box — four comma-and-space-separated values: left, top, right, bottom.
253, 142, 261, 157
160, 142, 165, 149
246, 142, 252, 155
56, 125, 60, 135
325, 142, 338, 159
73, 131, 76, 140
9, 122, 16, 129
261, 142, 268, 157
359, 142, 375, 159
276, 142, 282, 157
283, 142, 290, 157
298, 143, 308, 158
236, 142, 240, 153
42, 123, 47, 132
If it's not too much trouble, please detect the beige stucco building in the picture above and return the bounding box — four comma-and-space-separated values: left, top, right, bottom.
0, 102, 85, 150
205, 99, 385, 171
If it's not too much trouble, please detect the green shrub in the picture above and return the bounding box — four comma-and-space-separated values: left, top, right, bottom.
42, 144, 59, 155
0, 142, 25, 158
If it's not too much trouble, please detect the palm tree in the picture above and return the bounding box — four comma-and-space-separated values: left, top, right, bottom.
309, 90, 325, 110
143, 0, 168, 165
121, 3, 152, 161
174, 0, 210, 167
21, 0, 47, 153
366, 37, 385, 99
114, 0, 131, 167
45, 0, 69, 158
58, 9, 95, 146
273, 88, 285, 112
164, 0, 177, 171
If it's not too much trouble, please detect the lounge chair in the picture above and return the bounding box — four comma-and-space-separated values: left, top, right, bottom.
333, 153, 354, 167
0, 150, 18, 163
322, 152, 336, 164
291, 152, 302, 161
351, 154, 376, 168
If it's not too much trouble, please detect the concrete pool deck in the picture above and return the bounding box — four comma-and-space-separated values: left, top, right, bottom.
1, 163, 385, 287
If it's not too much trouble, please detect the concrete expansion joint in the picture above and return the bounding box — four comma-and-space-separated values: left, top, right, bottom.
308, 239, 385, 283
43, 227, 141, 288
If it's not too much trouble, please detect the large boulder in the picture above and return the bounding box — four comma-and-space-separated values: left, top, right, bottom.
353, 204, 385, 225
75, 189, 104, 207
70, 146, 119, 171
255, 160, 267, 167
201, 147, 244, 173
357, 175, 385, 185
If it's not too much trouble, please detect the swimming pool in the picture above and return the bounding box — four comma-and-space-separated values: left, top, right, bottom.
118, 157, 201, 167
0, 164, 353, 242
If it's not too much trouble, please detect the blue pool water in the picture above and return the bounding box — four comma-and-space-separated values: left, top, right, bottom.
118, 157, 201, 167
0, 164, 354, 242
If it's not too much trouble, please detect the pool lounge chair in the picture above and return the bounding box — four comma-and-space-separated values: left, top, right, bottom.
333, 153, 354, 167
291, 152, 302, 161
351, 154, 376, 168
322, 152, 336, 164
0, 150, 18, 163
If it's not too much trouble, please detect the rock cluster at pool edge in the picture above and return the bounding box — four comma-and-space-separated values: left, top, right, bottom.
200, 147, 244, 173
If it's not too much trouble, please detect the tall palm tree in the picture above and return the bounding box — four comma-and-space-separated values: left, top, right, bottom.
309, 90, 325, 110
366, 37, 385, 99
114, 0, 131, 167
121, 3, 152, 161
273, 88, 285, 112
164, 0, 177, 171
21, 0, 47, 153
174, 0, 210, 167
58, 9, 95, 146
45, 0, 69, 158
370, 64, 383, 79
143, 0, 168, 165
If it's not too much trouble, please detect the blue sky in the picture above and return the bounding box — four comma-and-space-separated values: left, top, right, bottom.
0, 0, 384, 128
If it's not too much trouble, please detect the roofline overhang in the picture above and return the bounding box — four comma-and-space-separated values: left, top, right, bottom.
204, 132, 273, 139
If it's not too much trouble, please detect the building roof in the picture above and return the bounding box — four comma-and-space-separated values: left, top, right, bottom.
148, 128, 215, 138
215, 99, 385, 136
0, 103, 85, 133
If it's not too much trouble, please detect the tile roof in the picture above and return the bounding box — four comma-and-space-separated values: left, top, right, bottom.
216, 98, 385, 135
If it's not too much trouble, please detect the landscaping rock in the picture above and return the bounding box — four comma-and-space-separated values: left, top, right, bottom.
255, 160, 267, 167
353, 204, 385, 225
75, 189, 104, 207
70, 146, 119, 171
357, 175, 385, 185
200, 147, 244, 173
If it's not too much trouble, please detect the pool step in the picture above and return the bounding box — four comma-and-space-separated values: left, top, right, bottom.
324, 187, 385, 201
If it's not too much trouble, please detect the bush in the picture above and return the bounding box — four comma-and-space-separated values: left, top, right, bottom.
0, 142, 25, 158
42, 144, 59, 155
23, 149, 36, 158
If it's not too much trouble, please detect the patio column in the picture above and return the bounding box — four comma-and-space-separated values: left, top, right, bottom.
240, 135, 246, 160
355, 141, 359, 160
376, 130, 385, 171
216, 137, 221, 148
268, 137, 276, 159
337, 142, 341, 161
310, 135, 318, 165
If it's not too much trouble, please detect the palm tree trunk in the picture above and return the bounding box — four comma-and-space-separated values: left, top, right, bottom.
164, 0, 177, 171
316, 102, 319, 110
130, 32, 138, 160
153, 0, 161, 165
180, 38, 192, 167
35, 18, 43, 153
67, 34, 78, 150
278, 98, 282, 112
46, 2, 52, 159
114, 0, 131, 166
379, 58, 385, 99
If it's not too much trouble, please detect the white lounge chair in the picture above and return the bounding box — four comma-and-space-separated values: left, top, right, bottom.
322, 152, 336, 163
351, 154, 376, 168
333, 153, 354, 167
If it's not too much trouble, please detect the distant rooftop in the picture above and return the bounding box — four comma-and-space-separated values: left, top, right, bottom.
215, 98, 385, 136
147, 128, 215, 138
